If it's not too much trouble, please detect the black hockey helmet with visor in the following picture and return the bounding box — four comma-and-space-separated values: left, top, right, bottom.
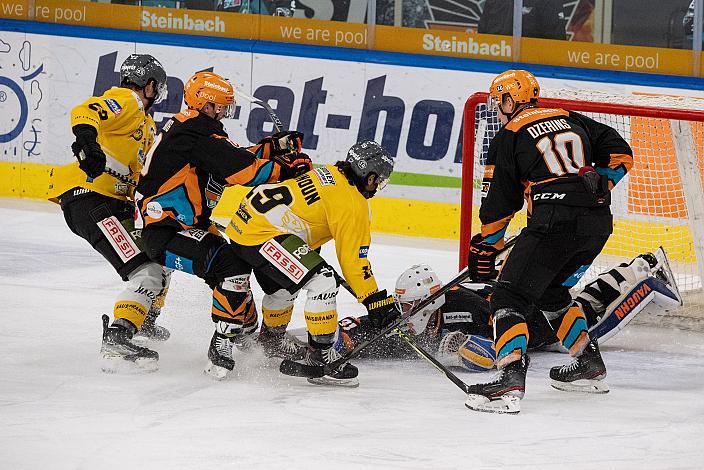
120, 54, 168, 106
345, 140, 394, 198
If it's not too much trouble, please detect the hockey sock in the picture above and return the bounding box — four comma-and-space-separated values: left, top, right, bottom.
262, 289, 296, 329
493, 308, 528, 368
551, 304, 589, 357
211, 279, 257, 329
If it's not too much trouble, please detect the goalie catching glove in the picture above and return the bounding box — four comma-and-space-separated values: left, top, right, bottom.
468, 234, 499, 282
72, 124, 106, 179
363, 290, 399, 328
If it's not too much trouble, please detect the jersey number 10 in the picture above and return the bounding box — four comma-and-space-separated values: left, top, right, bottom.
536, 131, 586, 176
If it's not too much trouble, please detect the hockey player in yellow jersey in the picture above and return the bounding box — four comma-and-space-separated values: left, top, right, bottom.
226, 140, 399, 387
47, 54, 172, 372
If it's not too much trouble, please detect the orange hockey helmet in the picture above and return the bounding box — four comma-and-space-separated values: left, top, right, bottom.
183, 71, 236, 119
488, 69, 540, 115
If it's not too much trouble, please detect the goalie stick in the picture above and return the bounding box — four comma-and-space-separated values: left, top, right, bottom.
280, 236, 518, 379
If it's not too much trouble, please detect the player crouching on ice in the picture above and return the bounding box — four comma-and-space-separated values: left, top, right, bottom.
330, 249, 681, 374
224, 141, 400, 387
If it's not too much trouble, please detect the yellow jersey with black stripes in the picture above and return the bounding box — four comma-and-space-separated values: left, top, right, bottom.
226, 165, 379, 301
48, 87, 156, 202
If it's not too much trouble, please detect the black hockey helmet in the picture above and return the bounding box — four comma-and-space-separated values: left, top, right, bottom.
345, 140, 394, 198
120, 54, 168, 106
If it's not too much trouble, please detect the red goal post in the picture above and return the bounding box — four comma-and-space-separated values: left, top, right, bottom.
459, 91, 704, 325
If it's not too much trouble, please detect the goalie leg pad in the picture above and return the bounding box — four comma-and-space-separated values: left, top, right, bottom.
438, 332, 496, 372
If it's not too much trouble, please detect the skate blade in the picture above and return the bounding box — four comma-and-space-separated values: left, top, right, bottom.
464, 393, 521, 414
279, 359, 325, 378
133, 331, 170, 343
101, 355, 158, 374
307, 376, 359, 388
204, 360, 231, 381
551, 378, 609, 393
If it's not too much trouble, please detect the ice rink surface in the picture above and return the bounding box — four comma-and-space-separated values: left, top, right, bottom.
1, 199, 703, 470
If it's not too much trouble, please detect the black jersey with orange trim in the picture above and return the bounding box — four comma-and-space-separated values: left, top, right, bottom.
135, 110, 281, 230
479, 107, 633, 246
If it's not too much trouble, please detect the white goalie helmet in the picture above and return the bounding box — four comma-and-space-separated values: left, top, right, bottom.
394, 264, 445, 334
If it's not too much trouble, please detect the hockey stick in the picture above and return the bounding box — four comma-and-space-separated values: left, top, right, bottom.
330, 269, 473, 394
389, 327, 472, 394
234, 89, 285, 133
282, 236, 518, 378
79, 150, 138, 187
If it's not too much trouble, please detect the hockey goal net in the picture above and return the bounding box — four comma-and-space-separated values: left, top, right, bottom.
459, 90, 704, 329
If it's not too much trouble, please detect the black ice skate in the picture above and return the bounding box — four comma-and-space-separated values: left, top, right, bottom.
280, 346, 359, 388
204, 331, 235, 380
257, 324, 307, 360
550, 340, 609, 393
464, 355, 528, 414
100, 314, 158, 373
134, 308, 170, 342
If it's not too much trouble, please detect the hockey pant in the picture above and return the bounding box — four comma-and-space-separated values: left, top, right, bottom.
59, 189, 170, 329
232, 235, 339, 347
489, 205, 612, 368
141, 224, 257, 335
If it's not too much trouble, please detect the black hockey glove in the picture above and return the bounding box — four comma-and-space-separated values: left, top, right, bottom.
468, 234, 499, 282
363, 290, 400, 328
72, 124, 106, 180
258, 131, 303, 158
273, 152, 313, 181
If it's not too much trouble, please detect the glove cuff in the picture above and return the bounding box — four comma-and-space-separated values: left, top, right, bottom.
363, 290, 392, 309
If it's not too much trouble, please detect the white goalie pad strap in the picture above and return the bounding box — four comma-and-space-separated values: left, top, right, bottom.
97, 216, 141, 263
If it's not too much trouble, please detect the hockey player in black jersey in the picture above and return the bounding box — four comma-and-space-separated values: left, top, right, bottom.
464, 70, 634, 413
329, 249, 681, 373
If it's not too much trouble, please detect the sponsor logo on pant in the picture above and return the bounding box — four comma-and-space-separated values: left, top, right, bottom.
97, 216, 140, 263
260, 239, 308, 282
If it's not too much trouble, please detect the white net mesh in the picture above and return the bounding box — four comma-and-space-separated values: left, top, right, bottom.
464, 91, 704, 329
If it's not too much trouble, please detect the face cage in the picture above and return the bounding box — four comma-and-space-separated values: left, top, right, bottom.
376, 173, 390, 192
153, 82, 168, 105
487, 93, 502, 114
214, 102, 236, 120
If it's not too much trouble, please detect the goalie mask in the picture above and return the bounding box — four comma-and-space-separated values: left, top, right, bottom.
120, 54, 168, 107
394, 265, 445, 334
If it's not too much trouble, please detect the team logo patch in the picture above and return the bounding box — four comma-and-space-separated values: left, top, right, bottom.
146, 201, 163, 219
97, 216, 140, 263
104, 99, 122, 115
260, 239, 308, 282
358, 246, 369, 258
313, 167, 336, 186
165, 251, 194, 274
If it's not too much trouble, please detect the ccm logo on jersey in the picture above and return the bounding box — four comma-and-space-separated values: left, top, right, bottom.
97, 216, 140, 263
260, 240, 307, 282
533, 192, 566, 200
